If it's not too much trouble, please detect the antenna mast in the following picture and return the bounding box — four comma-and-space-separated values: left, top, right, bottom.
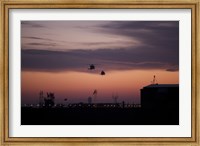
151, 75, 158, 85
112, 93, 119, 104
39, 90, 44, 107
93, 89, 97, 103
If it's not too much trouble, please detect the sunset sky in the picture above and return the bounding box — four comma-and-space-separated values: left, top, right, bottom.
21, 21, 179, 104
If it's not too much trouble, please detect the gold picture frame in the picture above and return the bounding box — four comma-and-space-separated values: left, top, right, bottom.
0, 0, 199, 145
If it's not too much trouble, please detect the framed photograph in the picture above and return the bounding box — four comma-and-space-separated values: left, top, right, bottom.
1, 0, 199, 145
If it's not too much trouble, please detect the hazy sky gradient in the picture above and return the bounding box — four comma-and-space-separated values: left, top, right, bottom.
21, 21, 179, 104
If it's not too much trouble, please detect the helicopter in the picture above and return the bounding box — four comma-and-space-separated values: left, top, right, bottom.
100, 70, 106, 75
88, 64, 95, 70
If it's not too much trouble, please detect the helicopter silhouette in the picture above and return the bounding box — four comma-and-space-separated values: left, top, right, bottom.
88, 64, 95, 70
88, 64, 106, 76
100, 70, 106, 75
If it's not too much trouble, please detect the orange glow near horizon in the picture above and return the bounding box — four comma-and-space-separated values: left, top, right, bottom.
22, 70, 179, 104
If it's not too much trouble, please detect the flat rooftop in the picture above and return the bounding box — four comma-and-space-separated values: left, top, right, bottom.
143, 84, 179, 88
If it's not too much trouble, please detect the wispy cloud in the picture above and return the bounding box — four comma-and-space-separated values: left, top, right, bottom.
26, 42, 58, 47
22, 36, 52, 41
22, 49, 179, 72
98, 21, 179, 49
21, 21, 179, 73
165, 65, 179, 72
21, 21, 178, 52
21, 21, 46, 28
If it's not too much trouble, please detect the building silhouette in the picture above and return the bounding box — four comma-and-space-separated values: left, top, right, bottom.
140, 84, 179, 109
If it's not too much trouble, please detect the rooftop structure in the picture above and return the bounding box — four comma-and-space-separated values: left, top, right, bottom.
144, 84, 179, 88
140, 84, 179, 109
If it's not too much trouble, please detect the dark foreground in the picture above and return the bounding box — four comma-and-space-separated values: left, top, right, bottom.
21, 107, 179, 125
